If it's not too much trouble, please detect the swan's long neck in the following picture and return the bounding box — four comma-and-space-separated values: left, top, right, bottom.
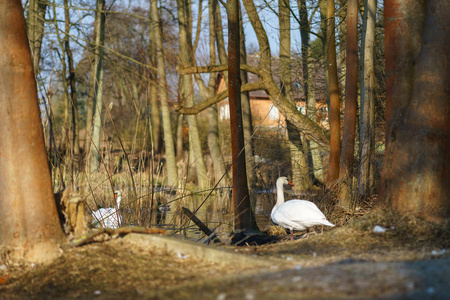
115, 194, 121, 210
275, 180, 285, 209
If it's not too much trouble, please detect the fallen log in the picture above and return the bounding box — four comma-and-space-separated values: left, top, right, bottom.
68, 227, 166, 248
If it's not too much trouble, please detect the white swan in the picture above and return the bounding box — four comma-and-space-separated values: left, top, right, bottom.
271, 177, 334, 240
92, 190, 123, 229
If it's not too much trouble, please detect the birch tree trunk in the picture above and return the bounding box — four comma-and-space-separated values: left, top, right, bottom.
358, 0, 376, 197
0, 0, 64, 263
150, 0, 178, 186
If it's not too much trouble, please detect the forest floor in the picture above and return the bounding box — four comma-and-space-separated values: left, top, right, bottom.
1, 208, 449, 300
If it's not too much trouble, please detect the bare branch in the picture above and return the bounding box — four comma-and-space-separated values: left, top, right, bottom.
175, 81, 266, 114
178, 63, 261, 76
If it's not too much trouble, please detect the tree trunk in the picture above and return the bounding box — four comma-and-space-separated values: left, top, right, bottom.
26, 0, 47, 73
338, 0, 358, 208
280, 0, 311, 191
176, 0, 209, 189
358, 0, 376, 197
298, 0, 324, 184
64, 0, 80, 177
319, 0, 330, 107
381, 0, 450, 223
326, 0, 341, 183
147, 6, 162, 154
89, 0, 106, 173
338, 0, 347, 100
228, 0, 259, 233
176, 114, 184, 161
239, 3, 255, 198
0, 0, 64, 263
383, 0, 427, 147
206, 0, 229, 187
151, 0, 178, 187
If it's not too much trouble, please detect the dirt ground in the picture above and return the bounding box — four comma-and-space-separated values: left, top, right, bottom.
1, 208, 449, 299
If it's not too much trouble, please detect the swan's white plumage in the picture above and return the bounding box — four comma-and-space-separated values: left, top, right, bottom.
271, 177, 334, 240
92, 191, 123, 229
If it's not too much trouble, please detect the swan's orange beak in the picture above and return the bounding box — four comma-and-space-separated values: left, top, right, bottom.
288, 180, 294, 186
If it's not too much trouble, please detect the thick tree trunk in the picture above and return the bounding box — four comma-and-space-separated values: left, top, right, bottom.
358, 0, 376, 197
150, 0, 178, 187
228, 0, 259, 233
89, 0, 106, 173
381, 0, 450, 223
0, 0, 64, 263
338, 0, 358, 208
326, 0, 341, 183
383, 0, 427, 147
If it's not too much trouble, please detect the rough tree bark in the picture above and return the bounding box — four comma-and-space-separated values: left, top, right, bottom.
0, 0, 64, 263
338, 0, 358, 208
150, 0, 178, 186
381, 0, 450, 223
